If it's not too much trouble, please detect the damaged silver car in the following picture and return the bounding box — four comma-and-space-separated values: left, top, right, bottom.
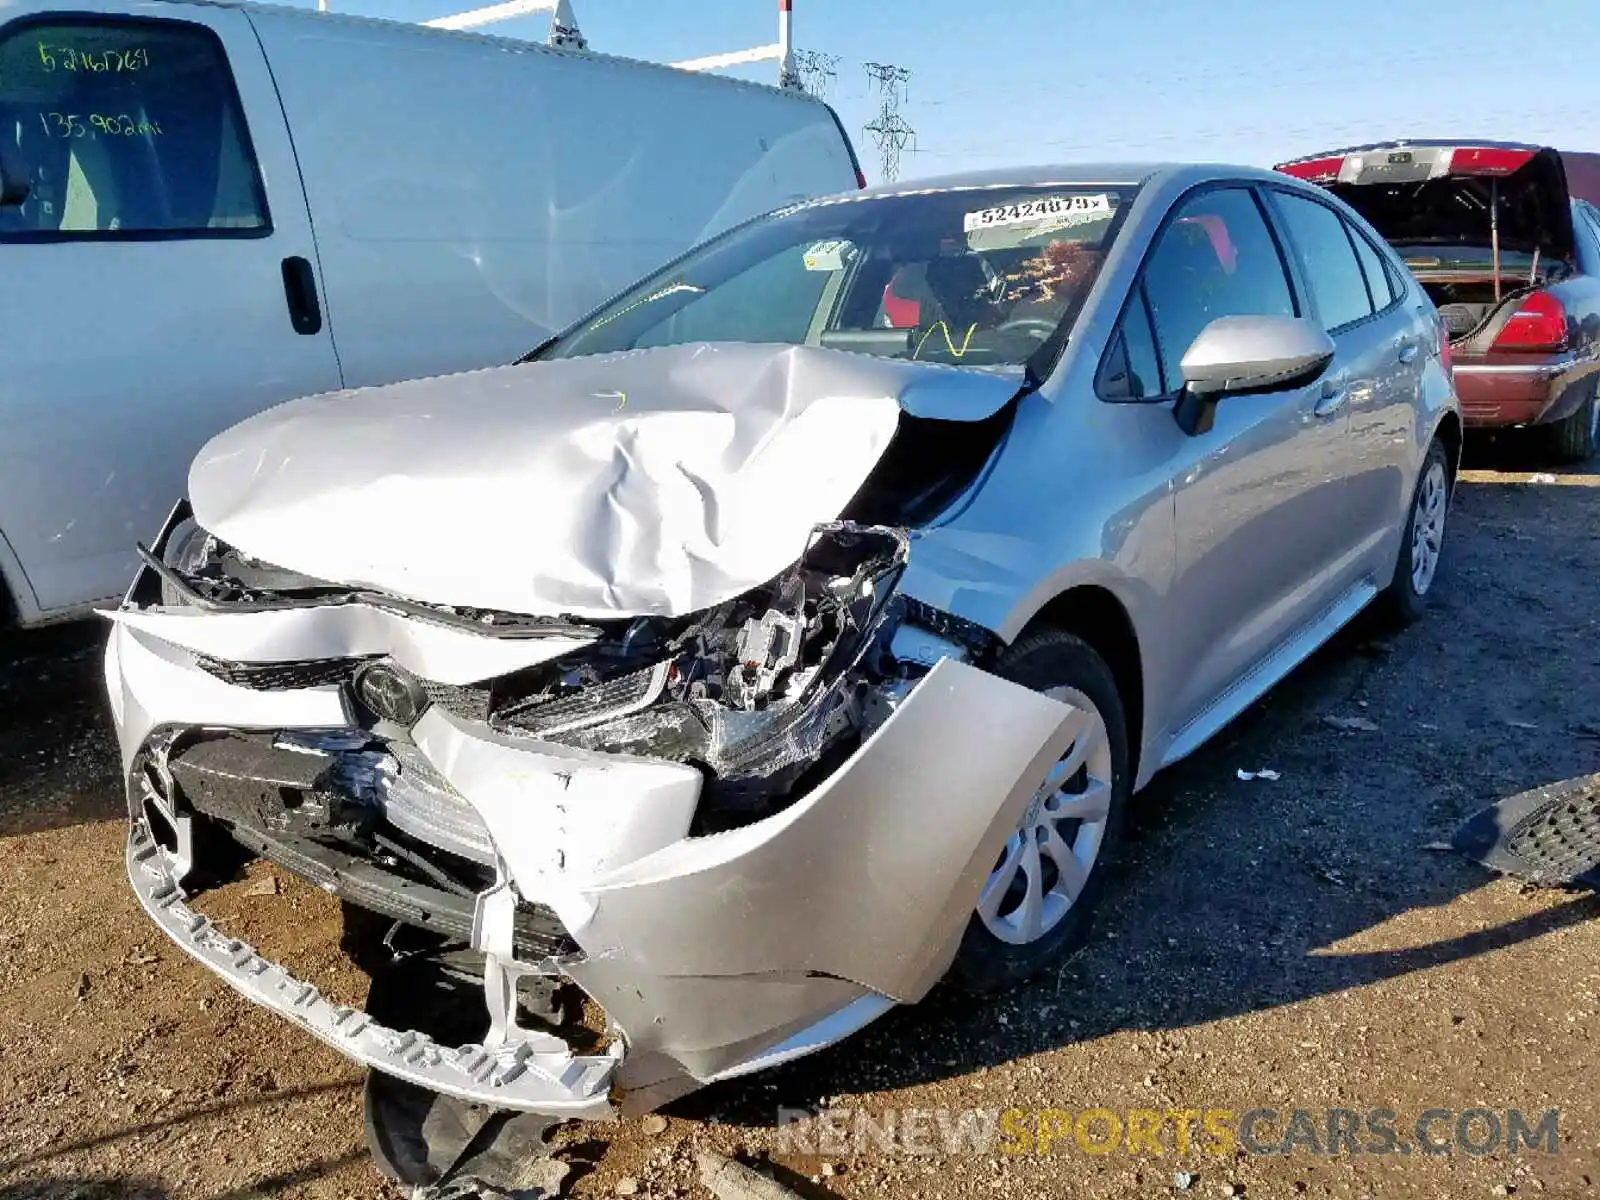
104, 164, 1460, 1138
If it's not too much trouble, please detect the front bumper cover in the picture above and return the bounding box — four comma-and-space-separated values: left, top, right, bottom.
106, 542, 1079, 1116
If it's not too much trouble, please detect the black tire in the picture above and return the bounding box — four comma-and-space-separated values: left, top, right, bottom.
1378, 436, 1451, 627
946, 629, 1131, 995
1544, 389, 1599, 463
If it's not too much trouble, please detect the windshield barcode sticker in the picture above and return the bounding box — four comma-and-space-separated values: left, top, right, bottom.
963, 193, 1114, 233
803, 239, 854, 271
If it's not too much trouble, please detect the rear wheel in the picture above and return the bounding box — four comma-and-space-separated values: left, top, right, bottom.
947, 630, 1130, 995
1544, 388, 1599, 463
1378, 436, 1451, 626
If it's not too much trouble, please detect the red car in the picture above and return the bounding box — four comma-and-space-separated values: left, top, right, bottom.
1277, 141, 1600, 460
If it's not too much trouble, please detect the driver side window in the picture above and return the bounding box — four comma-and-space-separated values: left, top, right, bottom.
1139, 187, 1296, 389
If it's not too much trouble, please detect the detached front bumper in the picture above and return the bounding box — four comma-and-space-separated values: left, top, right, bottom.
126, 826, 617, 1116
105, 565, 1078, 1116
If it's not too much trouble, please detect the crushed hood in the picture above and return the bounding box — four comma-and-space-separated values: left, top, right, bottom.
189, 343, 1021, 619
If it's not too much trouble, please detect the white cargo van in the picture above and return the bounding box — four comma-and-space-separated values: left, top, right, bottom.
0, 0, 864, 626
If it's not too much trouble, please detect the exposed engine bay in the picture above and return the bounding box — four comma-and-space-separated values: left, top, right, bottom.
141, 515, 982, 829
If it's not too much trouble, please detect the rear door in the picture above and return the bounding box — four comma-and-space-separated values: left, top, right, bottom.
1264, 187, 1417, 587
1121, 184, 1353, 734
0, 2, 341, 616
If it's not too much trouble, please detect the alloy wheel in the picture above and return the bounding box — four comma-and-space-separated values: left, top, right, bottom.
976, 688, 1114, 946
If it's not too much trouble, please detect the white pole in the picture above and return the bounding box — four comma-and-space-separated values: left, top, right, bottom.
424, 1, 557, 31
423, 0, 584, 48
672, 43, 781, 72
777, 0, 799, 89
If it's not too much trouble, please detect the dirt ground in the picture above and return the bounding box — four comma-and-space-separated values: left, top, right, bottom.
4, 448, 1600, 1200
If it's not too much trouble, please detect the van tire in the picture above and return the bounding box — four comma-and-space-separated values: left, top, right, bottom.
946, 630, 1130, 995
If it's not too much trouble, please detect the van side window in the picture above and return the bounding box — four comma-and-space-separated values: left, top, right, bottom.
0, 19, 267, 237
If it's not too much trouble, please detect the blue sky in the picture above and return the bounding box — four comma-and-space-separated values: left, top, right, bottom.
289, 1, 1599, 184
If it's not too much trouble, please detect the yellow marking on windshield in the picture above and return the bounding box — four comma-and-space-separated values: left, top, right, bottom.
913, 321, 978, 361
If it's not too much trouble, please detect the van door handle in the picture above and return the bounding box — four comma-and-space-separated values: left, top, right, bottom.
1313, 382, 1348, 418
1398, 342, 1419, 365
280, 256, 323, 336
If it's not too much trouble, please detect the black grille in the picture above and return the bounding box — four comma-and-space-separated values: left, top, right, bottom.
195, 655, 360, 691
495, 663, 664, 736
422, 680, 493, 723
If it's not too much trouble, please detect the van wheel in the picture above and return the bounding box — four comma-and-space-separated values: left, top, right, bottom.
1379, 437, 1451, 627
947, 630, 1130, 995
1545, 388, 1599, 463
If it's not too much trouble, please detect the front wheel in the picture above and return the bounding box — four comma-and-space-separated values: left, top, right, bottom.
947, 630, 1131, 995
1379, 436, 1451, 626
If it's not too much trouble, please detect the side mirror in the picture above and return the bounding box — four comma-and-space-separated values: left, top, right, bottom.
0, 143, 30, 208
1173, 315, 1334, 436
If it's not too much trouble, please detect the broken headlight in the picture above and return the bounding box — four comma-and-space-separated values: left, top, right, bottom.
464, 524, 923, 827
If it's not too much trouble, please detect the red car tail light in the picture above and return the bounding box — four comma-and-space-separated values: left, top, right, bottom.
1491, 291, 1569, 352
1438, 316, 1453, 375
1447, 146, 1537, 177
1276, 155, 1344, 183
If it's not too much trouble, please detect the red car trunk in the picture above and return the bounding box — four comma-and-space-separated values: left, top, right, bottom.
1276, 142, 1600, 452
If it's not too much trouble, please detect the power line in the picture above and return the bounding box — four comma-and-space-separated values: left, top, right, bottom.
864, 62, 915, 183
791, 49, 840, 99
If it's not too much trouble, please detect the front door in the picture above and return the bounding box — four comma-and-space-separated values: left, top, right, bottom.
1138, 186, 1352, 730
0, 1, 342, 616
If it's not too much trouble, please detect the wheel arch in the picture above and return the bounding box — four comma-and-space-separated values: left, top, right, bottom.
1020, 585, 1146, 784
1434, 408, 1463, 485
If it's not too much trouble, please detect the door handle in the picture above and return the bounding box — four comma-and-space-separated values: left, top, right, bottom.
1398, 342, 1419, 365
1313, 383, 1348, 418
280, 256, 323, 336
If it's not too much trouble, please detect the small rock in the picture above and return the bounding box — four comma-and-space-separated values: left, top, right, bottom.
73, 973, 91, 1000
1174, 1172, 1198, 1191
1323, 715, 1380, 733
1490, 1186, 1513, 1197
246, 875, 280, 897
615, 1178, 639, 1197
820, 1163, 837, 1177
642, 1113, 669, 1136
1221, 1185, 1244, 1197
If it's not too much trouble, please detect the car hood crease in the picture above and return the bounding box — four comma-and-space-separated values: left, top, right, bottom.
188, 342, 1021, 620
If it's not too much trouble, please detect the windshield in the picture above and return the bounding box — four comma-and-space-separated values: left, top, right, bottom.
541, 185, 1135, 370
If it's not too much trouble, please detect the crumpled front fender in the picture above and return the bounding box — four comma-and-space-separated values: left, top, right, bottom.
558, 659, 1077, 1054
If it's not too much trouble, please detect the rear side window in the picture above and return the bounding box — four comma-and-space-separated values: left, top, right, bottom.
1141, 187, 1296, 388
1348, 224, 1399, 309
1271, 191, 1373, 330
0, 18, 267, 238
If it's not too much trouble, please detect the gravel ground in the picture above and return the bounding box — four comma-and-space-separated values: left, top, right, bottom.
3, 450, 1599, 1199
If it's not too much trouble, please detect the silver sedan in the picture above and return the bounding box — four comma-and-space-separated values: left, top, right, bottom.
106, 162, 1458, 1123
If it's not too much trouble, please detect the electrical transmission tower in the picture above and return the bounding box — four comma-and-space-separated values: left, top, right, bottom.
864, 62, 915, 182
791, 49, 840, 98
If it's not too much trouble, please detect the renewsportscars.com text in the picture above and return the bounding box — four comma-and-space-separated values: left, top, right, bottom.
775, 1106, 1562, 1158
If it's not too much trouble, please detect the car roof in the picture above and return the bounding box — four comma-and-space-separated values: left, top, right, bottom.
855, 162, 1290, 200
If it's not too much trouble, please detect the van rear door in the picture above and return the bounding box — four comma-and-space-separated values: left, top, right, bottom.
0, 2, 342, 618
